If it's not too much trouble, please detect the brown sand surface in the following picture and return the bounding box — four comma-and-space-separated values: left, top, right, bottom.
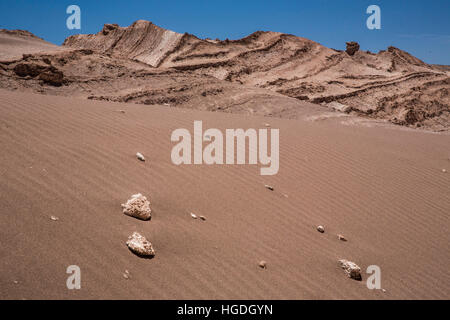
0, 89, 449, 299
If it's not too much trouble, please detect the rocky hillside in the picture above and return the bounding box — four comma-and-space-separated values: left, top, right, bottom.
1, 21, 448, 130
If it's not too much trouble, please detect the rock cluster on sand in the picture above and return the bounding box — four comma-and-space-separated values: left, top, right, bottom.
345, 42, 360, 56
126, 232, 155, 257
121, 193, 152, 220
338, 259, 362, 280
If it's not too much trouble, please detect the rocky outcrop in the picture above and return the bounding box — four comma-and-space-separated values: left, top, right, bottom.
13, 63, 64, 86
63, 20, 184, 67
2, 21, 448, 131
102, 23, 119, 35
346, 42, 360, 56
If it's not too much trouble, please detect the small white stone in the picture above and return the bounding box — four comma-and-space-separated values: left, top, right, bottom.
121, 193, 152, 220
136, 152, 145, 161
191, 213, 198, 219
259, 261, 267, 269
199, 215, 206, 221
50, 216, 59, 221
126, 232, 155, 257
317, 225, 325, 233
337, 234, 347, 241
442, 169, 447, 173
265, 185, 274, 191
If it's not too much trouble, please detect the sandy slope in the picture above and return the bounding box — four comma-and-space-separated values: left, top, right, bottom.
0, 89, 449, 299
0, 30, 65, 60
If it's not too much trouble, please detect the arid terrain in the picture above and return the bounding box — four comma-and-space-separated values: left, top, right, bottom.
0, 89, 449, 299
1, 20, 449, 130
0, 21, 449, 300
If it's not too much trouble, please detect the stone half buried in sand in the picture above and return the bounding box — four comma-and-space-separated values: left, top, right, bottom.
326, 101, 352, 113
126, 232, 155, 258
136, 152, 145, 161
121, 193, 152, 220
338, 259, 362, 280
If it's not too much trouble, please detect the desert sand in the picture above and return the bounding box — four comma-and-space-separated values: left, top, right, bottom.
0, 89, 449, 299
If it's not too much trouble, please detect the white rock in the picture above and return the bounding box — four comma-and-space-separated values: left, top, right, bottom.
199, 215, 206, 221
337, 234, 347, 241
338, 259, 362, 280
317, 225, 325, 233
259, 260, 267, 269
190, 212, 198, 219
327, 101, 352, 113
443, 169, 447, 173
121, 193, 151, 220
265, 184, 274, 191
50, 216, 59, 221
126, 232, 155, 257
136, 152, 145, 161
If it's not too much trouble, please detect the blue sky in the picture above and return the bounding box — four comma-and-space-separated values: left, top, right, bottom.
1, 0, 449, 64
